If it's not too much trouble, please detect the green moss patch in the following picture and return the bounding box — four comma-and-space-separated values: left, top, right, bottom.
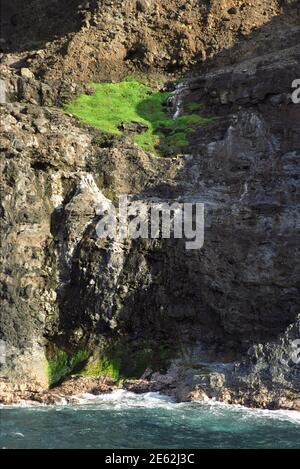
46, 341, 176, 386
81, 356, 120, 380
80, 342, 175, 381
47, 349, 89, 387
65, 78, 213, 155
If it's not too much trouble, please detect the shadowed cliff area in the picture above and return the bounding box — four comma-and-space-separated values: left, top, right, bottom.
0, 0, 94, 53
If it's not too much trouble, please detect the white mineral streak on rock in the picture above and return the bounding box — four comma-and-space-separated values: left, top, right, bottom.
56, 173, 112, 287
240, 182, 249, 201
173, 82, 190, 119
50, 173, 64, 209
0, 79, 7, 104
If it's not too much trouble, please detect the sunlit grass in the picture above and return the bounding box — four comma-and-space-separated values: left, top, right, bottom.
65, 78, 213, 155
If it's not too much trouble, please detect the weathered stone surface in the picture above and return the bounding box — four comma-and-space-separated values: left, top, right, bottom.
20, 67, 34, 79
0, 1, 300, 408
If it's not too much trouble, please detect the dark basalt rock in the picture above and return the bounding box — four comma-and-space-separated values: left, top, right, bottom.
118, 121, 149, 134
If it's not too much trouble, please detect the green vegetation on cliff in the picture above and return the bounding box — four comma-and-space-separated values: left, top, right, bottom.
47, 341, 174, 386
81, 342, 174, 380
47, 349, 89, 386
65, 78, 212, 155
81, 356, 120, 380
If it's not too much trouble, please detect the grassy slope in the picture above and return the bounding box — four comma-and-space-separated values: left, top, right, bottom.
65, 79, 212, 155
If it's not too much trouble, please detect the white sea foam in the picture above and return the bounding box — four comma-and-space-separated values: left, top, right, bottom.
197, 398, 300, 425
1, 390, 299, 426
71, 389, 176, 409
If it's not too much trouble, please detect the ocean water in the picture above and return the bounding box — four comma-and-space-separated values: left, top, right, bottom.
1, 390, 300, 449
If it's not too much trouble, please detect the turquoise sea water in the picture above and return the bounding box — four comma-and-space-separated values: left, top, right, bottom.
1, 390, 300, 449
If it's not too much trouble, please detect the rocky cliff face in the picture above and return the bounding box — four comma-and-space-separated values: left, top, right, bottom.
0, 0, 299, 408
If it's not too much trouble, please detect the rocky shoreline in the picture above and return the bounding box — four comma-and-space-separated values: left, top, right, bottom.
1, 375, 299, 412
